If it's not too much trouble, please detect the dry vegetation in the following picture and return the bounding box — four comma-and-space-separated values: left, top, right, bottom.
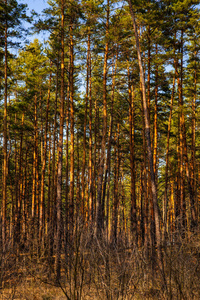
1, 225, 200, 300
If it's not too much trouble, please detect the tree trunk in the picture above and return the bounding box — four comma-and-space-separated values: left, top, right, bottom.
127, 0, 166, 286
141, 93, 148, 250
69, 21, 75, 238
31, 93, 38, 251
113, 122, 120, 244
16, 113, 24, 246
49, 59, 59, 272
55, 0, 65, 281
96, 0, 109, 236
40, 68, 52, 244
88, 32, 93, 222
2, 0, 8, 253
191, 56, 197, 223
102, 53, 117, 231
153, 44, 158, 184
163, 74, 176, 238
128, 66, 137, 239
64, 75, 70, 265
81, 33, 90, 220
163, 41, 177, 237
93, 98, 98, 222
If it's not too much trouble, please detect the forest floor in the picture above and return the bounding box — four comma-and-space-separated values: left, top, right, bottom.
0, 273, 158, 300
1, 232, 200, 299
0, 281, 156, 300
0, 280, 65, 300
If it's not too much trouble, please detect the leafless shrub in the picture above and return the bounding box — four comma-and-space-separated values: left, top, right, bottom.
1, 221, 200, 299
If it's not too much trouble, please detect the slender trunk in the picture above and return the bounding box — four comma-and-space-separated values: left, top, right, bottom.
81, 34, 90, 220
16, 114, 24, 245
153, 44, 158, 182
47, 131, 52, 237
163, 74, 176, 237
76, 131, 81, 220
113, 122, 120, 244
96, 0, 109, 236
151, 45, 159, 253
55, 1, 65, 281
179, 32, 185, 229
40, 68, 52, 243
11, 115, 17, 248
93, 98, 98, 222
102, 53, 117, 230
106, 163, 111, 243
2, 0, 8, 253
128, 66, 137, 238
88, 33, 93, 222
191, 58, 197, 222
121, 169, 127, 239
35, 95, 40, 248
147, 25, 151, 122
163, 40, 176, 236
139, 165, 144, 246
140, 88, 148, 249
13, 114, 18, 247
25, 146, 30, 238
22, 149, 27, 242
49, 60, 59, 268
176, 40, 181, 226
69, 21, 74, 237
31, 94, 38, 249
169, 169, 175, 240
64, 77, 70, 263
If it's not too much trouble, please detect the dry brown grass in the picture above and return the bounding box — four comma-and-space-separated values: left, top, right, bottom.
1, 227, 200, 299
0, 280, 65, 300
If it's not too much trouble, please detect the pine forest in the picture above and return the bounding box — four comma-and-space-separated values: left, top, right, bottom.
0, 0, 200, 299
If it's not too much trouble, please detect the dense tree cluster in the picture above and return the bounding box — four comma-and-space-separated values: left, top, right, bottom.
0, 0, 200, 293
